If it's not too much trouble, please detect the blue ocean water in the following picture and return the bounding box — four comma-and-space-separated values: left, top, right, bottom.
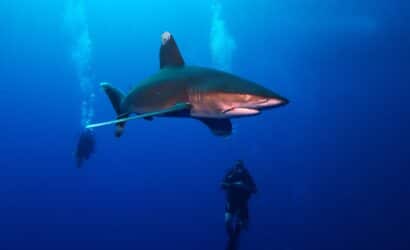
0, 0, 409, 249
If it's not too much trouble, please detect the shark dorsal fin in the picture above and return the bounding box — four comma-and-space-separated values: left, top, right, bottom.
160, 32, 184, 69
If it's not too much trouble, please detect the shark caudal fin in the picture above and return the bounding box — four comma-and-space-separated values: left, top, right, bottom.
100, 82, 128, 137
100, 82, 124, 114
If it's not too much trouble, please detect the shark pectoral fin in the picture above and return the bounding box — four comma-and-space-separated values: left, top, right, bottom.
160, 32, 185, 69
197, 118, 232, 137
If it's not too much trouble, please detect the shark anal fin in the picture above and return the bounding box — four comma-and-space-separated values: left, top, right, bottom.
197, 118, 232, 137
160, 32, 184, 69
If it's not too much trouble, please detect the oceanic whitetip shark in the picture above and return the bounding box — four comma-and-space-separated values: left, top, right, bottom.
86, 32, 289, 137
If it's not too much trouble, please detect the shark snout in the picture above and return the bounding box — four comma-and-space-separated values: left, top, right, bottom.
270, 95, 289, 107
245, 95, 289, 110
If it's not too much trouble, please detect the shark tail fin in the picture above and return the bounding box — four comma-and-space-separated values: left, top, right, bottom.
100, 82, 128, 137
100, 82, 124, 115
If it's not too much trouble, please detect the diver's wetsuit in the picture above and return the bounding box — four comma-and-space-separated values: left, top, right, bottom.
221, 162, 257, 250
75, 128, 96, 167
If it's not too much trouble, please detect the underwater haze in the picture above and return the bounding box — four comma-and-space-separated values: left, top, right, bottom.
0, 0, 409, 249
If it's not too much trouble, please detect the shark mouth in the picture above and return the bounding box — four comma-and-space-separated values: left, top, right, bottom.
222, 98, 284, 117
222, 107, 260, 116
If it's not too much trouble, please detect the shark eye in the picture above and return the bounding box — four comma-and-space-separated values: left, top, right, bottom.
161, 31, 171, 45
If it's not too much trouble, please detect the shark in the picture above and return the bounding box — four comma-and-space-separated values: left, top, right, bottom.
86, 32, 289, 137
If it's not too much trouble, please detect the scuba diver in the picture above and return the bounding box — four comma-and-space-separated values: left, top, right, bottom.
221, 160, 257, 250
75, 128, 96, 167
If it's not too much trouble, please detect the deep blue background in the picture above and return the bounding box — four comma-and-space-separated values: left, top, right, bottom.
0, 1, 409, 249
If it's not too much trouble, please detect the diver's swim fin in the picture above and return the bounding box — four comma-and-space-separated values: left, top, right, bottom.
86, 102, 192, 129
226, 224, 241, 250
226, 235, 240, 250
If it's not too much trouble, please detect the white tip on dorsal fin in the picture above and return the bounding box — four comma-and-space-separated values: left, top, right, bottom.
161, 31, 171, 45
159, 31, 184, 69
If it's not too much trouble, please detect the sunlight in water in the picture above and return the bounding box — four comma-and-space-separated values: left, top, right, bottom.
210, 0, 236, 72
64, 0, 95, 127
